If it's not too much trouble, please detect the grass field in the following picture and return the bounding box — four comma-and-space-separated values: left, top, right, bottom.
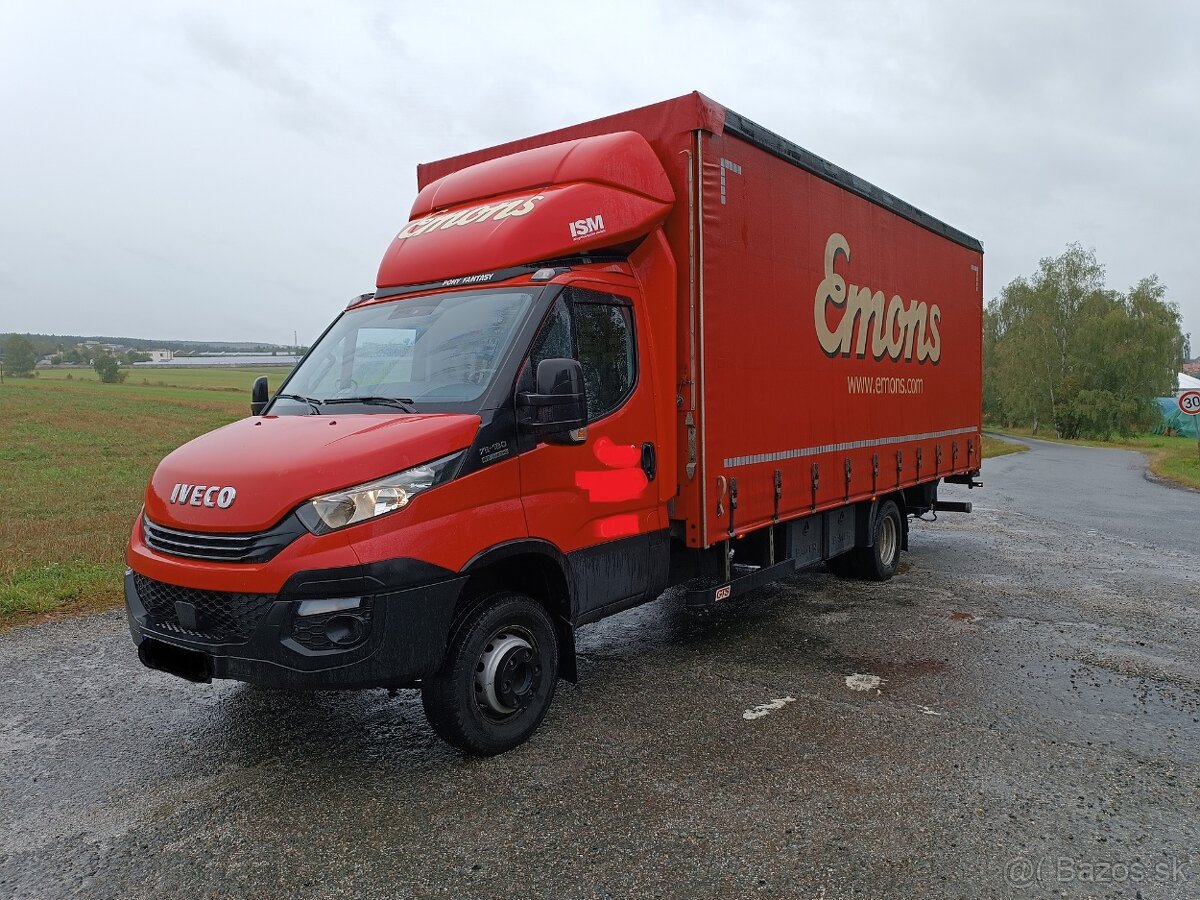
991, 427, 1200, 490
0, 367, 291, 628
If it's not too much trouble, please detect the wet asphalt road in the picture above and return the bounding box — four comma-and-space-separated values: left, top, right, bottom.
3, 437, 1199, 899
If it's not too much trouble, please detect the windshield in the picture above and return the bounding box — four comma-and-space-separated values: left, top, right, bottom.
274, 288, 538, 414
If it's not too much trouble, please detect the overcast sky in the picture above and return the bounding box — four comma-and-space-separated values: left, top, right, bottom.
1, 0, 1196, 349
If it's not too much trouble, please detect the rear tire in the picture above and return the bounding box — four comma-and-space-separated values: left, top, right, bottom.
858, 499, 902, 581
421, 592, 558, 756
826, 500, 903, 581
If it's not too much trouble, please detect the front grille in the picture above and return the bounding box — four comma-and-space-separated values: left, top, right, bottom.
142, 514, 305, 564
134, 573, 276, 643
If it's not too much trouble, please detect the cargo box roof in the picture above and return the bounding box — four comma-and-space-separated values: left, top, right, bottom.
419, 92, 983, 255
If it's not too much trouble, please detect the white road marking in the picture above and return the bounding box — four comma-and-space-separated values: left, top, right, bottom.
917, 705, 943, 716
845, 673, 884, 692
742, 697, 796, 720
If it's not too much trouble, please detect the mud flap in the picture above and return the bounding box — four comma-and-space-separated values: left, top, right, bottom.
555, 616, 578, 683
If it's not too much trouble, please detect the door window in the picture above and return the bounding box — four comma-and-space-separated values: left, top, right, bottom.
525, 288, 636, 422
572, 297, 635, 420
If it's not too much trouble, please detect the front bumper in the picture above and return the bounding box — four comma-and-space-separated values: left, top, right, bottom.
125, 566, 466, 689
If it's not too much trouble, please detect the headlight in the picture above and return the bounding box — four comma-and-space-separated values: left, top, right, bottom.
296, 452, 463, 535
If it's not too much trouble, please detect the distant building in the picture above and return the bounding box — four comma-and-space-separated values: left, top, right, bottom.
146, 349, 174, 362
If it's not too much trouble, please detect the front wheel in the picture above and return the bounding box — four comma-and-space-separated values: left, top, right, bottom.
421, 592, 558, 755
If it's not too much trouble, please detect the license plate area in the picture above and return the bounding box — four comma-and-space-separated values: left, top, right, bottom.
138, 638, 213, 683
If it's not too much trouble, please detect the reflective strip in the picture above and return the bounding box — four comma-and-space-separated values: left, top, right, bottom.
722, 426, 978, 468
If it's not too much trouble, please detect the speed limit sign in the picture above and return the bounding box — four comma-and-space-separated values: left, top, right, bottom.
1180, 390, 1200, 463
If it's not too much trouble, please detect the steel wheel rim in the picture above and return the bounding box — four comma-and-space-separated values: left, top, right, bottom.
474, 626, 539, 718
879, 515, 898, 567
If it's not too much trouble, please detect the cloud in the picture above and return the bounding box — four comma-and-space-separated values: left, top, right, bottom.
179, 12, 361, 142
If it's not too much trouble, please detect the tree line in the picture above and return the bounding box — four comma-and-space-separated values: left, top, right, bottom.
6, 333, 288, 354
984, 244, 1190, 439
1, 334, 132, 382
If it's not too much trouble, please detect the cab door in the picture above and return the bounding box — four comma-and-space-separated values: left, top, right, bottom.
517, 279, 667, 622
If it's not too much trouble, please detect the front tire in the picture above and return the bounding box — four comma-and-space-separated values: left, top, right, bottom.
421, 592, 558, 755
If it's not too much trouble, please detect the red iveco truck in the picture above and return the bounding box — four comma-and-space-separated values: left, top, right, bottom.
126, 93, 983, 754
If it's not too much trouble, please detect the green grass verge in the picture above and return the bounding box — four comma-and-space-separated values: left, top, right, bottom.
0, 367, 289, 629
992, 427, 1200, 490
0, 562, 127, 618
981, 435, 1029, 459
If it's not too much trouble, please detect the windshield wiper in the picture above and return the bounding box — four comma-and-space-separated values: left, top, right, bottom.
321, 396, 418, 413
274, 393, 323, 414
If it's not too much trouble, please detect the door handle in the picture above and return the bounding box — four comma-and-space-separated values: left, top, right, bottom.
641, 442, 657, 481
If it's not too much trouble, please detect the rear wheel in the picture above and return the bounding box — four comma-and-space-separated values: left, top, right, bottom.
826, 500, 903, 581
421, 592, 558, 755
862, 499, 902, 581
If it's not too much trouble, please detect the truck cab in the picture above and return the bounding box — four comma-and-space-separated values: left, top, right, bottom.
127, 132, 680, 754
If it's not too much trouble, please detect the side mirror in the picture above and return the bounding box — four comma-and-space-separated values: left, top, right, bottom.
517, 358, 588, 445
251, 376, 269, 415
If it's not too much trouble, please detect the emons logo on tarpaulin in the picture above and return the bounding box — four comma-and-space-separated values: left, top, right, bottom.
569, 214, 605, 241
814, 232, 942, 364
